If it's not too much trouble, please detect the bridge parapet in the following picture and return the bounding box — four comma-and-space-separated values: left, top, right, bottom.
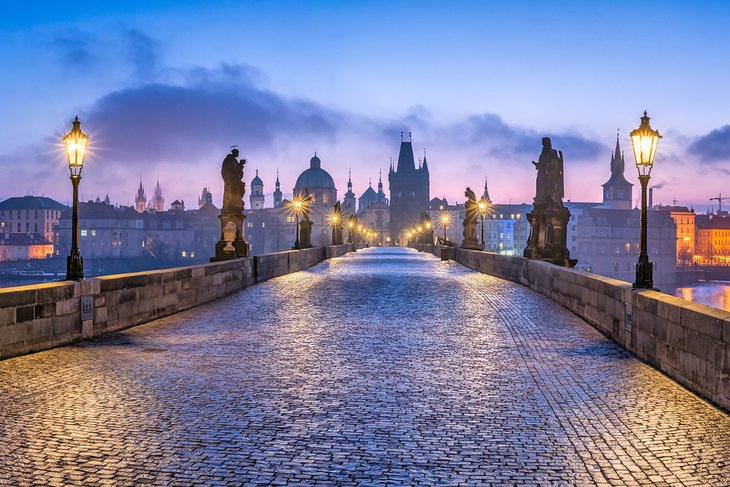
0, 244, 354, 360
425, 244, 730, 411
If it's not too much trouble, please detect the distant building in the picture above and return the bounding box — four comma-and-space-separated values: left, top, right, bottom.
0, 195, 67, 249
601, 135, 633, 210
342, 170, 356, 216
250, 170, 265, 210
57, 199, 218, 261
135, 179, 147, 213
0, 233, 53, 261
656, 205, 695, 265
198, 187, 213, 208
574, 207, 676, 284
389, 134, 429, 244
245, 154, 340, 255
273, 171, 283, 208
149, 179, 165, 212
695, 211, 730, 265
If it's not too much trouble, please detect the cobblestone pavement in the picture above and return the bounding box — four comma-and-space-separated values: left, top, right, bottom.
1, 248, 729, 486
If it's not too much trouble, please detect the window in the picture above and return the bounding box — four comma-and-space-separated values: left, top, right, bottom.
247, 222, 253, 228
81, 230, 88, 237
91, 230, 97, 236
323, 194, 329, 204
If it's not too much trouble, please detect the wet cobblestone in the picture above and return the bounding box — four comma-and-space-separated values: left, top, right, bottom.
0, 247, 728, 485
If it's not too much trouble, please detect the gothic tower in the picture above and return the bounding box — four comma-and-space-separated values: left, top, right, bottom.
149, 179, 165, 212
482, 175, 491, 203
273, 170, 283, 208
342, 169, 357, 215
601, 133, 633, 210
135, 178, 146, 213
388, 132, 430, 244
250, 169, 265, 210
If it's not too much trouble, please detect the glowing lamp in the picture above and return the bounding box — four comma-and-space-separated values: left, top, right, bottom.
63, 116, 89, 178
630, 111, 662, 177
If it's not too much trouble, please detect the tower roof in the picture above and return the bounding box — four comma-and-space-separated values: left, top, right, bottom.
251, 169, 263, 186
396, 138, 416, 173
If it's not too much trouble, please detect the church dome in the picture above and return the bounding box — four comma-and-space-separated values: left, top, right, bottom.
251, 169, 263, 186
294, 153, 336, 190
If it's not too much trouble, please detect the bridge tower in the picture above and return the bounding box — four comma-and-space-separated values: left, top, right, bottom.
388, 132, 430, 244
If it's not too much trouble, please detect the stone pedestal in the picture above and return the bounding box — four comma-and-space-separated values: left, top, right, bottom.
524, 203, 575, 267
212, 212, 248, 261
461, 221, 481, 250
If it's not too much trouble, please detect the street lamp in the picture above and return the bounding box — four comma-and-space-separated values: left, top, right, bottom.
441, 213, 450, 242
630, 111, 662, 289
63, 116, 88, 280
478, 197, 489, 249
291, 196, 304, 249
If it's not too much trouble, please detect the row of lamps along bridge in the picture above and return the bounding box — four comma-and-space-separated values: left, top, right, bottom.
60, 113, 661, 288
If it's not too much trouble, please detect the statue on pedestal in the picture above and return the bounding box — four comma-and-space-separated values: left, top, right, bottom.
212, 148, 248, 261
461, 187, 481, 250
331, 201, 343, 246
523, 137, 576, 267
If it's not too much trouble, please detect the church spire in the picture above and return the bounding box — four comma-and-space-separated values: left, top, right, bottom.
348, 168, 352, 192
483, 175, 491, 203
421, 149, 429, 173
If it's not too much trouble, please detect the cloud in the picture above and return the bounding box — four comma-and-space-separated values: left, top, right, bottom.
688, 125, 730, 163
83, 63, 345, 167
454, 113, 605, 161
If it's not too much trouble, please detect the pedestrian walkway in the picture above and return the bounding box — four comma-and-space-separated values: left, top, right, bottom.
0, 247, 727, 485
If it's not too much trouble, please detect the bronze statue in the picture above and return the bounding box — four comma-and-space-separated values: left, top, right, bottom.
212, 148, 248, 260
461, 187, 481, 249
524, 137, 575, 267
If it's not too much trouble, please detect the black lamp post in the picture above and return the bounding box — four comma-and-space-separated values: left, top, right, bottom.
292, 197, 303, 250
441, 214, 449, 242
478, 197, 488, 249
630, 111, 662, 289
63, 117, 88, 280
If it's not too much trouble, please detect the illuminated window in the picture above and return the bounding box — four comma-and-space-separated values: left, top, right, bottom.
91, 230, 97, 236
80, 230, 88, 237
182, 251, 187, 257
323, 194, 329, 204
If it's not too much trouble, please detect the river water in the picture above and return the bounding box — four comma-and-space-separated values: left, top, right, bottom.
671, 281, 730, 312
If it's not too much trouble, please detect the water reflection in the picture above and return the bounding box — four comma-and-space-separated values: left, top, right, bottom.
671, 281, 730, 312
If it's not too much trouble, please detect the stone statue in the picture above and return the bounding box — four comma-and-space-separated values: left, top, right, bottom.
461, 187, 481, 250
213, 148, 248, 260
331, 201, 344, 246
523, 137, 575, 267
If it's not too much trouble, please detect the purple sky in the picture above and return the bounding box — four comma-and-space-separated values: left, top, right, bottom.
1, 1, 729, 211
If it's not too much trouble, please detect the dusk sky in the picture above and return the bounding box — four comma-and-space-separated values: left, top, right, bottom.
1, 0, 729, 210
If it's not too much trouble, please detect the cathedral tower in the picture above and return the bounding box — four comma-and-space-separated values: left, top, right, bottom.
135, 178, 146, 213
250, 169, 265, 210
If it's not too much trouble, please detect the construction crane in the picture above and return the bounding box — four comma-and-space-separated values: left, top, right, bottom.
710, 193, 730, 212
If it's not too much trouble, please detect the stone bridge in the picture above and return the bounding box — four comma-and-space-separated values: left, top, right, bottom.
0, 247, 728, 484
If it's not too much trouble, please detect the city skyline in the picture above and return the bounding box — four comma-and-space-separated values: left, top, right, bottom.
1, 1, 729, 211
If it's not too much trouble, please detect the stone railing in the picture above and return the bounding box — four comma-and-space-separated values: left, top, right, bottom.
0, 244, 354, 360
414, 243, 730, 411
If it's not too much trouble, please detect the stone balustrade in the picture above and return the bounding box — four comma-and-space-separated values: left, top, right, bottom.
416, 243, 730, 411
0, 244, 354, 360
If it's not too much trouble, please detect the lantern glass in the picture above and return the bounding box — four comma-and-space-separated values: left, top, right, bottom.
62, 117, 89, 177
630, 111, 662, 176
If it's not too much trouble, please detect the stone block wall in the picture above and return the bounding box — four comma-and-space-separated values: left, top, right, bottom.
426, 244, 730, 411
0, 244, 354, 360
